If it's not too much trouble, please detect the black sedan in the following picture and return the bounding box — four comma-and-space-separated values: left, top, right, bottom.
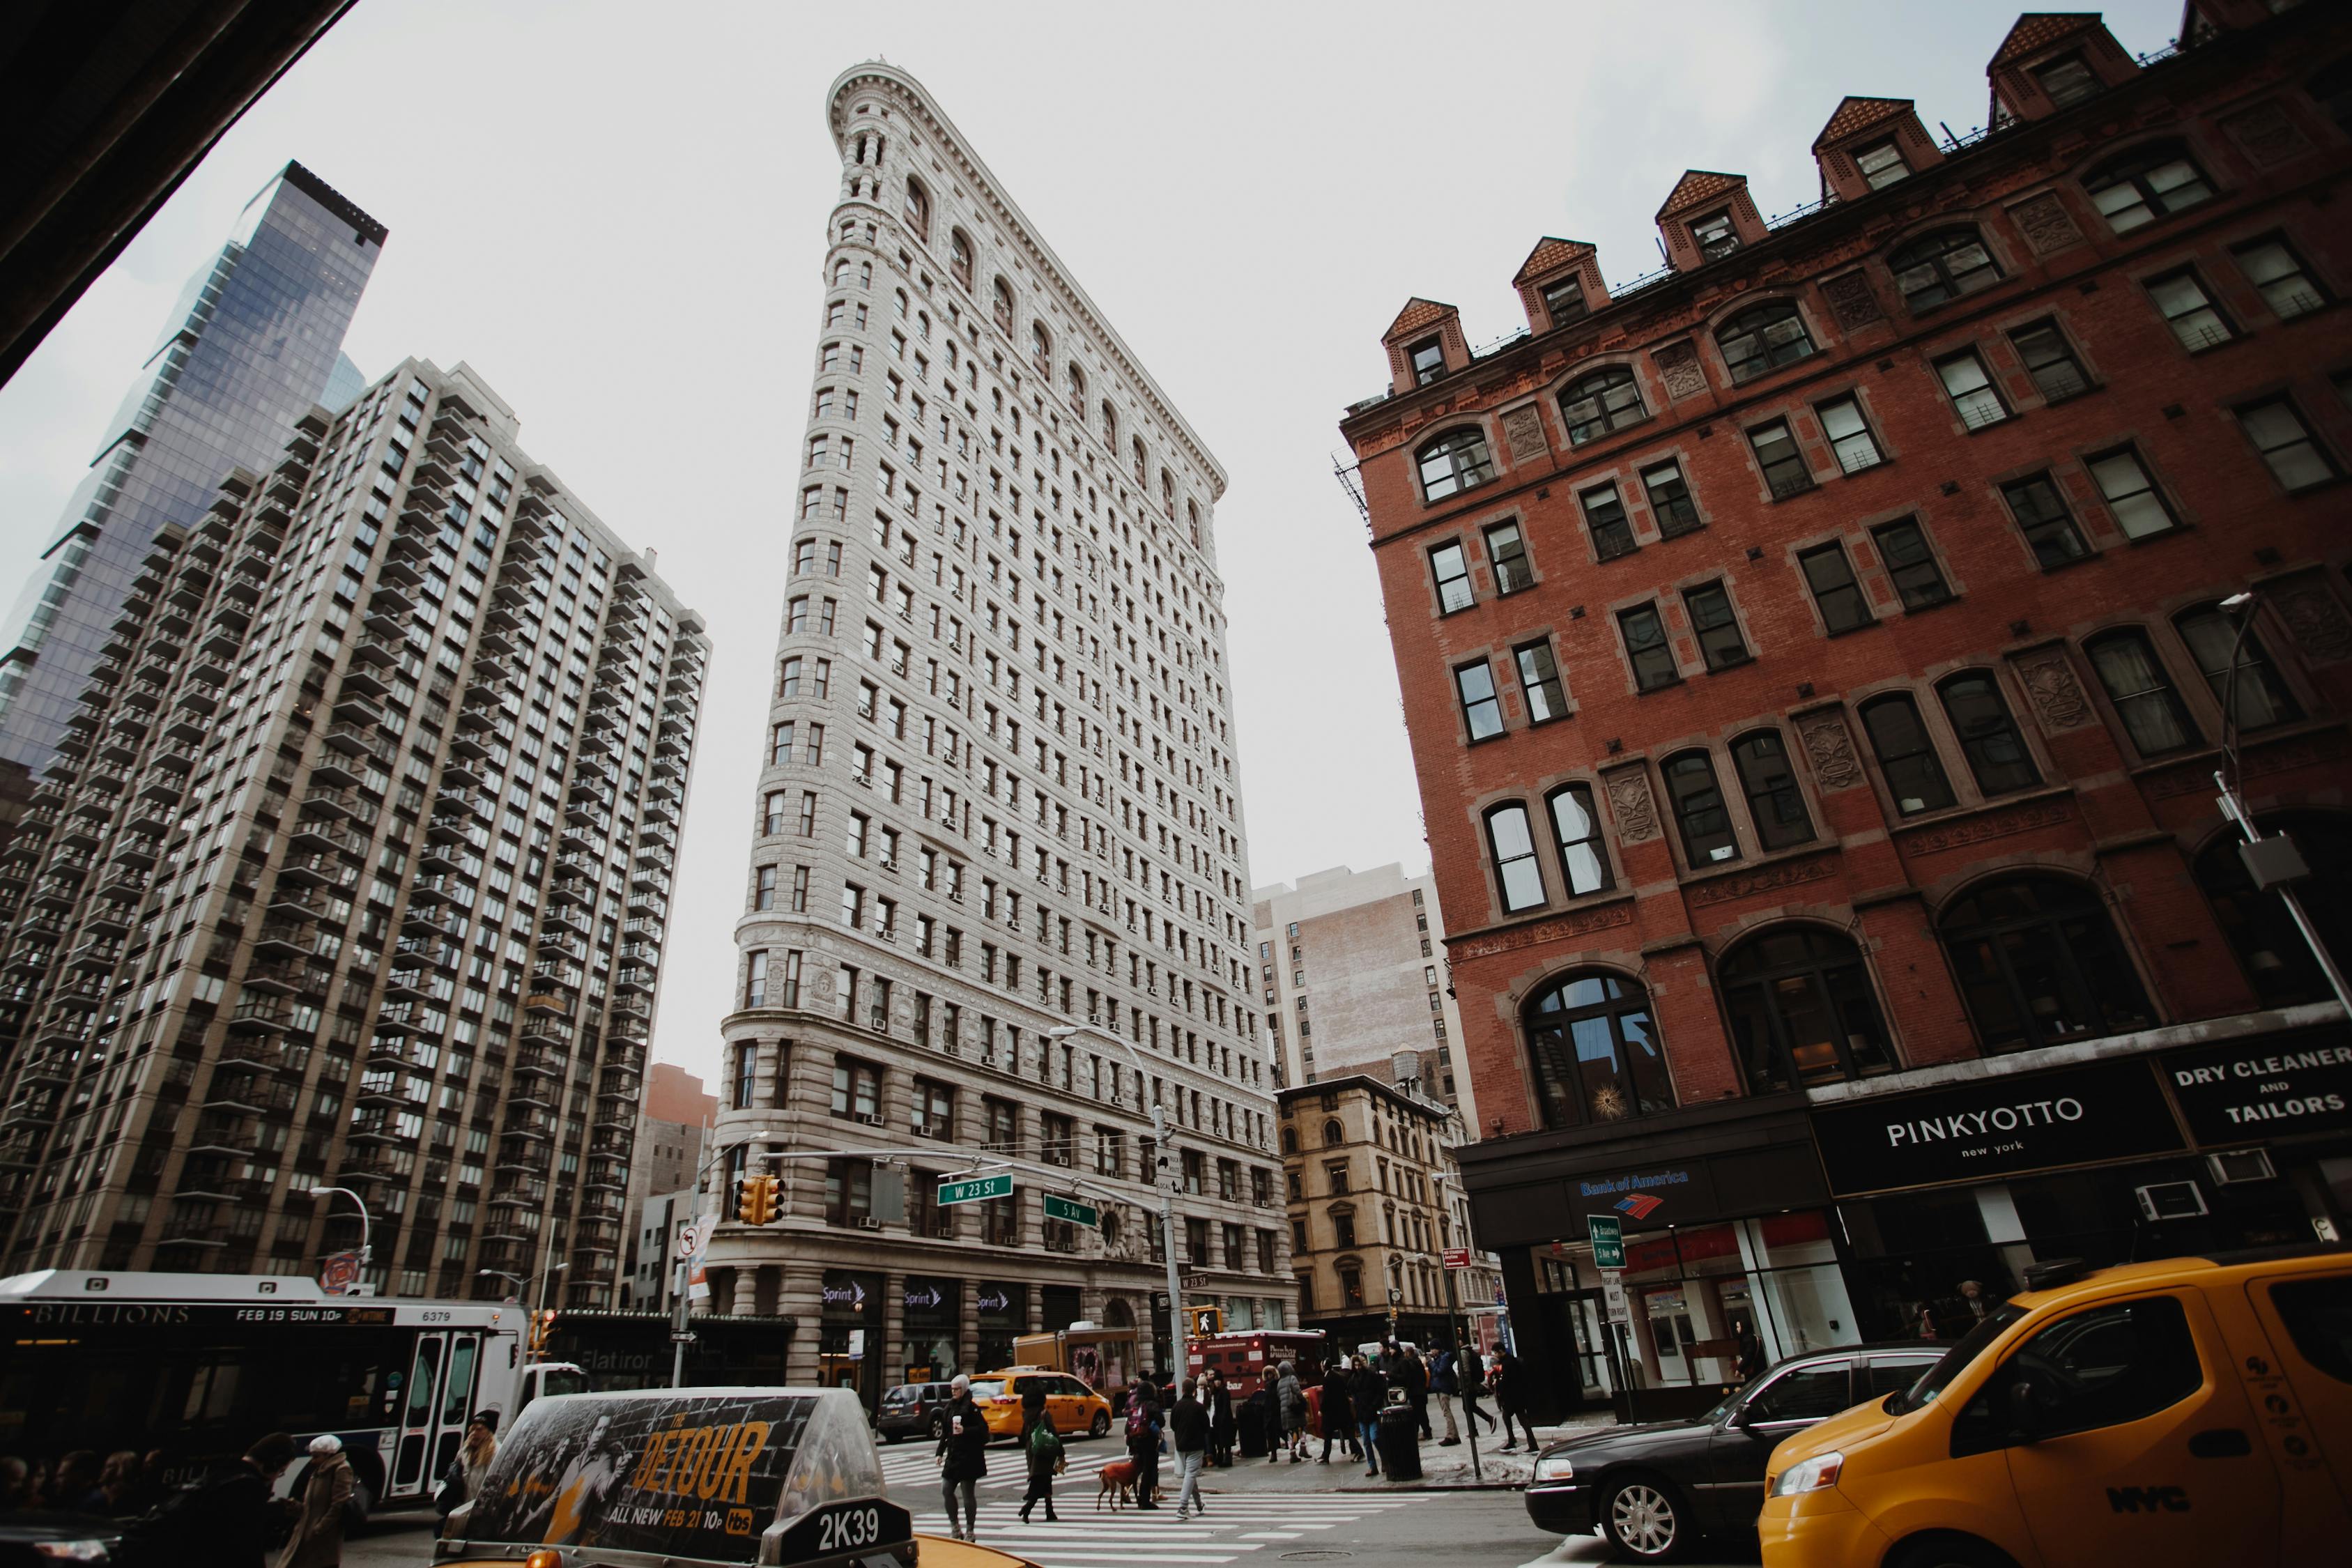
1524, 1342, 1945, 1561
0, 1514, 125, 1565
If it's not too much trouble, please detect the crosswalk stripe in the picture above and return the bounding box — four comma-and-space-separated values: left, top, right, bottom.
907, 1491, 1405, 1568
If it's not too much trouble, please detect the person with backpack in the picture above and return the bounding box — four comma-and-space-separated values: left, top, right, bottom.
1017, 1399, 1063, 1524
1125, 1384, 1163, 1509
1430, 1348, 1462, 1445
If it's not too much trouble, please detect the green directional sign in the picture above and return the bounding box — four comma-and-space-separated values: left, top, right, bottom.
938, 1173, 1014, 1206
1586, 1214, 1625, 1270
1042, 1194, 1099, 1227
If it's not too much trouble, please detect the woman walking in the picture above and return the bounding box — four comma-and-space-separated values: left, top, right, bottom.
435, 1413, 500, 1521
1017, 1400, 1062, 1524
1275, 1362, 1307, 1462
1125, 1383, 1163, 1510
935, 1374, 990, 1542
1458, 1351, 1498, 1437
276, 1436, 352, 1568
1204, 1370, 1235, 1468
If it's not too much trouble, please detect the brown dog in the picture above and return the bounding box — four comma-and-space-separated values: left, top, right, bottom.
1095, 1458, 1161, 1511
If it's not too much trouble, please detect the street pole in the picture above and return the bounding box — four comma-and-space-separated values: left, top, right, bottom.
308, 1185, 372, 1290
1050, 1025, 1189, 1381
1440, 1253, 1482, 1483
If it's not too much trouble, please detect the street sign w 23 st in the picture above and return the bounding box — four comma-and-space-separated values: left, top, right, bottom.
937, 1173, 1013, 1206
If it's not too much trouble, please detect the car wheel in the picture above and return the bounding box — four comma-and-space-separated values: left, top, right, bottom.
930, 1413, 948, 1442
881, 1430, 903, 1444
1889, 1535, 2017, 1568
1090, 1410, 1111, 1438
1600, 1475, 1688, 1562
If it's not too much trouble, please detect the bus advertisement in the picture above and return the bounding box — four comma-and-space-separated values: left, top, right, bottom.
0, 1270, 585, 1517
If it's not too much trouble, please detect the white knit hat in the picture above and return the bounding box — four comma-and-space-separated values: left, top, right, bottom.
308, 1434, 343, 1456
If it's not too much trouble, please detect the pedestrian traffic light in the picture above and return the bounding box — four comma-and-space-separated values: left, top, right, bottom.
736, 1173, 781, 1225
1187, 1305, 1224, 1339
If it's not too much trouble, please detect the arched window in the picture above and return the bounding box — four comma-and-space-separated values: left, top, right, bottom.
1545, 783, 1613, 897
1031, 322, 1052, 374
2312, 59, 2352, 132
2084, 629, 2200, 757
1523, 971, 1673, 1129
991, 277, 1014, 333
1939, 876, 2153, 1050
2084, 142, 2213, 233
1718, 300, 1815, 383
1730, 729, 1815, 850
1935, 672, 2040, 797
1484, 802, 1546, 914
1558, 367, 1645, 445
1414, 427, 1496, 502
1280, 1125, 1298, 1155
1719, 927, 1894, 1091
1662, 750, 1738, 865
2174, 604, 2303, 733
1100, 399, 1118, 446
1066, 361, 1086, 412
1185, 500, 1201, 546
1859, 693, 1955, 815
1889, 229, 2002, 310
1131, 436, 1148, 484
2195, 813, 2351, 1010
902, 177, 930, 240
1322, 1118, 1344, 1147
948, 229, 974, 290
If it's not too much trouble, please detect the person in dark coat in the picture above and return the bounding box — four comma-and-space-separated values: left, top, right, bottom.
1311, 1365, 1354, 1463
1348, 1356, 1389, 1477
1017, 1397, 1062, 1525
1492, 1348, 1535, 1452
1394, 1344, 1431, 1440
1169, 1381, 1211, 1520
1125, 1384, 1164, 1509
139, 1432, 298, 1568
276, 1435, 352, 1568
1204, 1370, 1235, 1467
934, 1374, 990, 1542
1458, 1349, 1498, 1436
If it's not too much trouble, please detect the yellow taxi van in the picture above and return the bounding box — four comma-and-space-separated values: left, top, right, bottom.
1760, 1244, 2349, 1568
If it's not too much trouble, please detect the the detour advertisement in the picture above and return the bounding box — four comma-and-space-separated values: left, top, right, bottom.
466, 1392, 816, 1560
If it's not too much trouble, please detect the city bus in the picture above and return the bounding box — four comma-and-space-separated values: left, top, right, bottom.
0, 1269, 585, 1518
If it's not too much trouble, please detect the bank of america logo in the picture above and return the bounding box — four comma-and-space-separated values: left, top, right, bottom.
1615, 1193, 1664, 1220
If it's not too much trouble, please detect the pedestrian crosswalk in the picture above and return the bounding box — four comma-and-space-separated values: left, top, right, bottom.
907, 1486, 1409, 1567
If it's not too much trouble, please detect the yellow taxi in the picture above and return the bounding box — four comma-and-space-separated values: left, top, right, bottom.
967, 1367, 1116, 1440
1760, 1245, 2350, 1568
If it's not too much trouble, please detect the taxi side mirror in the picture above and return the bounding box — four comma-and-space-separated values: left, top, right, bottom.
2004, 1378, 2042, 1443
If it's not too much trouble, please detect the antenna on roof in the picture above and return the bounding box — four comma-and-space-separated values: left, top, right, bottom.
1939, 121, 1960, 148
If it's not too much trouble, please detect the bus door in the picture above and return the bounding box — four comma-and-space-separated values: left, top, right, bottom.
428, 1332, 482, 1484
392, 1332, 455, 1495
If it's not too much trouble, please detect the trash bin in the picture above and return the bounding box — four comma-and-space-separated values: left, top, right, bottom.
1376, 1401, 1422, 1481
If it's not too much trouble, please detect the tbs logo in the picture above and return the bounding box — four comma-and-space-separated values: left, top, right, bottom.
1615, 1193, 1664, 1220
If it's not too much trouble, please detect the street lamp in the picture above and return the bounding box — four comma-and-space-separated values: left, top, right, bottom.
2212, 591, 2351, 1014
476, 1263, 568, 1319
309, 1185, 371, 1289
1047, 1024, 1188, 1380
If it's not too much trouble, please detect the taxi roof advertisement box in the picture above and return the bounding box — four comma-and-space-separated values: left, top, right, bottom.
456, 1386, 909, 1563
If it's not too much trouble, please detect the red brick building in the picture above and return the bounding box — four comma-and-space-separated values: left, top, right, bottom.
1343, 4, 2352, 1420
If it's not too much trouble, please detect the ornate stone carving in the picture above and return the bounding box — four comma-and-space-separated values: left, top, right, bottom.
2273, 580, 2352, 665
1821, 271, 1884, 331
1685, 853, 1840, 907
1653, 341, 1707, 402
2011, 649, 2091, 732
1604, 766, 1659, 843
1500, 405, 1548, 466
1448, 900, 1636, 962
1796, 712, 1863, 791
2222, 102, 2311, 167
2009, 192, 2083, 257
1895, 796, 2074, 855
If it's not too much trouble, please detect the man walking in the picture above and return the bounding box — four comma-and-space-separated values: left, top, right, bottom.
1349, 1355, 1388, 1478
1459, 1350, 1498, 1438
1430, 1348, 1462, 1445
1170, 1380, 1211, 1521
1492, 1348, 1536, 1453
1395, 1344, 1431, 1441
935, 1374, 989, 1542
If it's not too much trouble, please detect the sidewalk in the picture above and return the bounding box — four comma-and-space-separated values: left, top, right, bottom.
1194, 1413, 1615, 1493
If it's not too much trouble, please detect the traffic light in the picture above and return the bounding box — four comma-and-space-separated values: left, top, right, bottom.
529, 1309, 557, 1353
1187, 1305, 1224, 1339
736, 1173, 781, 1225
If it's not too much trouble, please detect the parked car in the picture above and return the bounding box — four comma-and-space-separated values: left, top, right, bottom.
1761, 1246, 2352, 1568
1525, 1342, 1947, 1560
965, 1369, 1114, 1440
0, 1515, 123, 1567
876, 1381, 957, 1443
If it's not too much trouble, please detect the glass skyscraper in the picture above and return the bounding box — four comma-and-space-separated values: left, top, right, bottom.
0, 161, 385, 777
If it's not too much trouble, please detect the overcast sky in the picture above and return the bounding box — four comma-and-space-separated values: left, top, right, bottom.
0, 0, 2186, 1084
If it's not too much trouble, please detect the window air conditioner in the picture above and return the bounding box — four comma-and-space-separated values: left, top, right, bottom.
2206, 1148, 2277, 1185
857, 1216, 882, 1229
2135, 1180, 2208, 1222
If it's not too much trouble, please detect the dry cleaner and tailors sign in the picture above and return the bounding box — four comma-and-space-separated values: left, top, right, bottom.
1811, 1030, 2352, 1195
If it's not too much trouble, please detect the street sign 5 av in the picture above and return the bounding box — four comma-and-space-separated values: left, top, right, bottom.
1585, 1214, 1625, 1269
1041, 1193, 1099, 1227
937, 1173, 1013, 1206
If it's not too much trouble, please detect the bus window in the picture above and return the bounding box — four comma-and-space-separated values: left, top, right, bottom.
540, 1368, 590, 1399
404, 1341, 442, 1427
442, 1339, 478, 1426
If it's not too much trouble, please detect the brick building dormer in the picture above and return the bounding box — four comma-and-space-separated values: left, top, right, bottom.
1811, 96, 1947, 203
1656, 169, 1767, 272
1382, 297, 1468, 395
1512, 238, 1607, 335
1988, 13, 2140, 125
